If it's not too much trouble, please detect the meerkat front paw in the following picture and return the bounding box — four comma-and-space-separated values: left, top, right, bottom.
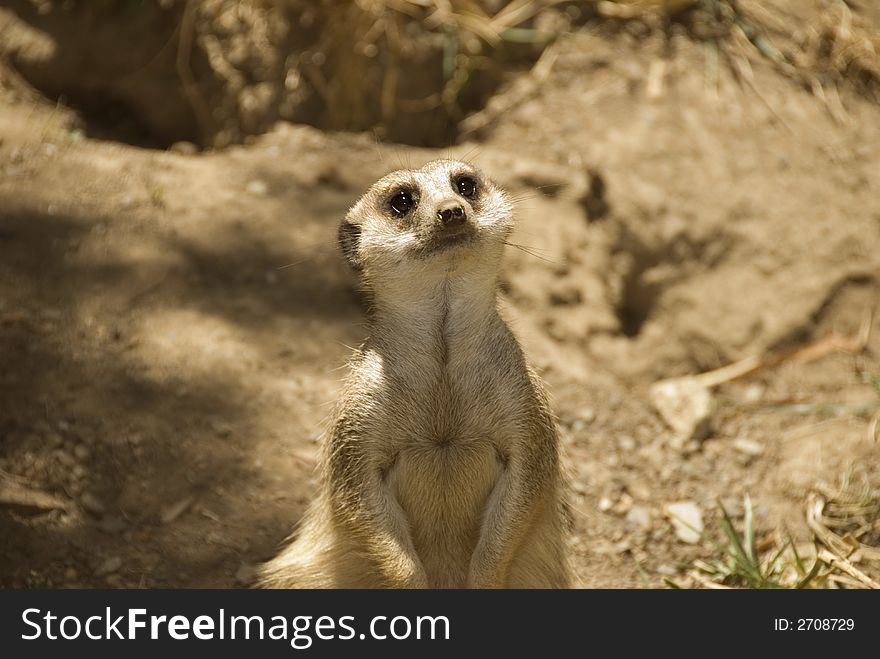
402, 571, 429, 589
395, 568, 428, 589
383, 555, 428, 589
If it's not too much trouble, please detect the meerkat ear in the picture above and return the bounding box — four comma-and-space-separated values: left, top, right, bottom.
338, 220, 363, 271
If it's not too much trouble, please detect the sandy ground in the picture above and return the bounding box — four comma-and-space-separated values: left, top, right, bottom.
1, 10, 879, 588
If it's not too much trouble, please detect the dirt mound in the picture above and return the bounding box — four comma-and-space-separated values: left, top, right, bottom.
0, 0, 288, 147
4, 0, 880, 150
0, 0, 540, 147
479, 21, 880, 380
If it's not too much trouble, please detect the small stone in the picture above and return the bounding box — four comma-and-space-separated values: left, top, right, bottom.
55, 449, 75, 468
682, 440, 701, 454
94, 556, 122, 577
578, 408, 596, 424
97, 514, 128, 534
598, 496, 613, 512
571, 407, 596, 433
625, 505, 653, 531
246, 179, 268, 195
627, 480, 652, 501
73, 444, 90, 460
618, 435, 636, 451
104, 574, 125, 588
235, 563, 257, 586
209, 420, 233, 439
160, 496, 194, 524
548, 285, 582, 306
64, 567, 78, 581
664, 501, 703, 544
743, 383, 765, 403
593, 539, 631, 556
118, 194, 137, 209
649, 377, 714, 446
170, 141, 198, 155
733, 438, 764, 456
612, 493, 633, 515
656, 564, 677, 576
576, 462, 593, 486
80, 492, 105, 516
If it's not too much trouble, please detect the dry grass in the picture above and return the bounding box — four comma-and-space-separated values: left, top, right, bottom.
33, 2, 878, 144
743, 0, 880, 93
297, 1, 581, 136
595, 0, 696, 19
292, 0, 880, 141
671, 472, 880, 589
294, 1, 704, 136
709, 0, 880, 120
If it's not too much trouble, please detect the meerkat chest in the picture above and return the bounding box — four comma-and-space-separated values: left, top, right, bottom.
368, 332, 530, 584
384, 358, 522, 448
387, 432, 502, 586
379, 362, 517, 569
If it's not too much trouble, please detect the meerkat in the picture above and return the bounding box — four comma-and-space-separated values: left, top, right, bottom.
259, 159, 570, 589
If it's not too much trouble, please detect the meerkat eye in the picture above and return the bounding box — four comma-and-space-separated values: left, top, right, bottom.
389, 190, 415, 217
454, 176, 477, 198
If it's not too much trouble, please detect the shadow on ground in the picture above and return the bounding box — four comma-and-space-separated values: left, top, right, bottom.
0, 188, 360, 586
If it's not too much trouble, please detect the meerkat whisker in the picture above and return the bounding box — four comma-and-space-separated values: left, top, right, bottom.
457, 145, 483, 164
276, 259, 306, 270
507, 192, 540, 204
502, 241, 559, 265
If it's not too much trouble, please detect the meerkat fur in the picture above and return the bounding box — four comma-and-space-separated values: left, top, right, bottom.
259, 159, 570, 589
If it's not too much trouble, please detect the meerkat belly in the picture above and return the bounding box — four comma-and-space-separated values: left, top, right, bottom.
389, 438, 501, 588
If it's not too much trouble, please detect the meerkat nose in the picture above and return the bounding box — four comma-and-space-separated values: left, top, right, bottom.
437, 203, 466, 227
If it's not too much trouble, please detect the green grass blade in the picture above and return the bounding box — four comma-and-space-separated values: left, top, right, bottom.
795, 557, 823, 589
718, 498, 763, 586
790, 536, 807, 576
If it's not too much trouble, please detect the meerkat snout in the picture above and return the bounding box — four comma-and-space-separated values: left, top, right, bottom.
436, 201, 466, 227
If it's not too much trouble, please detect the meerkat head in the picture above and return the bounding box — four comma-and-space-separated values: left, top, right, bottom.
338, 160, 513, 281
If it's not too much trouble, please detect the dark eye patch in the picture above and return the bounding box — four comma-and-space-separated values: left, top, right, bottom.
389, 189, 415, 217
454, 175, 478, 199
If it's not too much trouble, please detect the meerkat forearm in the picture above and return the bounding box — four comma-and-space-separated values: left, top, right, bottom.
468, 465, 534, 587
469, 427, 558, 587
328, 440, 427, 588
352, 479, 427, 588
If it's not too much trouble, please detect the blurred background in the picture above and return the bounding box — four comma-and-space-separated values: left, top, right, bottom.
0, 0, 878, 588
